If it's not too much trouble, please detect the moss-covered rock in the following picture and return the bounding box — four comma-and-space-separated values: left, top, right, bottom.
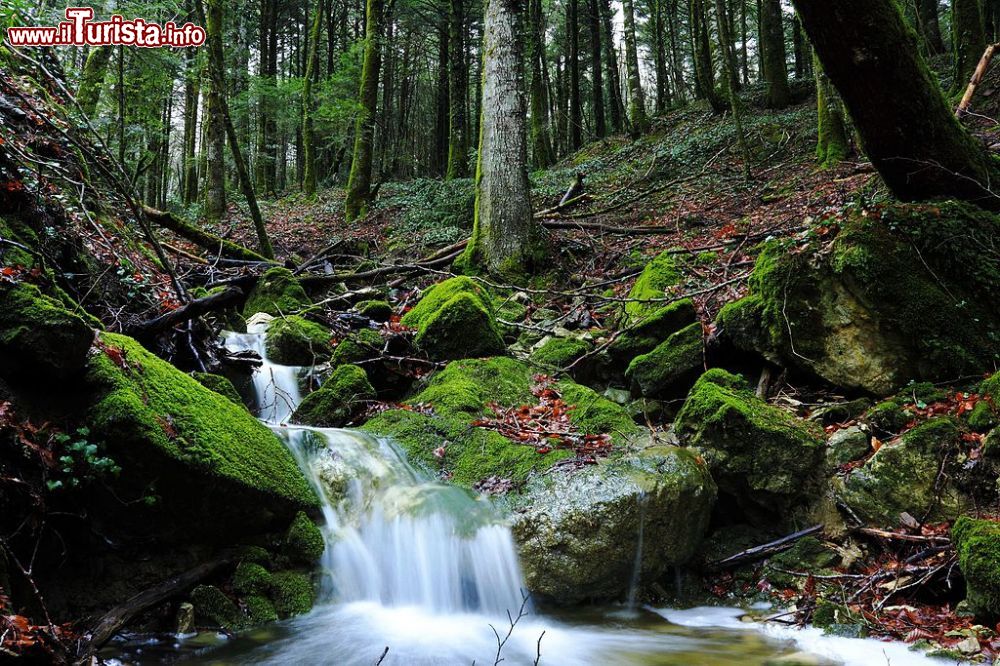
283, 511, 325, 564
530, 337, 591, 368
232, 562, 273, 596
866, 399, 912, 436
243, 267, 311, 318
292, 364, 375, 427
674, 369, 825, 519
626, 322, 704, 398
556, 381, 641, 440
191, 585, 243, 630
192, 372, 244, 406
245, 594, 279, 624
970, 372, 1000, 432
401, 277, 494, 328
715, 203, 1000, 396
356, 299, 393, 322
765, 536, 841, 589
608, 299, 698, 363
268, 570, 315, 618
624, 251, 682, 322
329, 328, 384, 368
837, 418, 968, 525
826, 426, 870, 467
512, 446, 716, 604
85, 332, 317, 539
954, 516, 1000, 620
413, 292, 505, 360
265, 315, 332, 366
410, 357, 535, 416
0, 282, 94, 383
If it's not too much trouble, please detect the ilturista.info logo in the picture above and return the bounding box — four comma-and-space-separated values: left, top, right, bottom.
5, 7, 206, 48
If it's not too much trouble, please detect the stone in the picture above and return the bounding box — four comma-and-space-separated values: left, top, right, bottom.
265, 315, 332, 366
242, 267, 311, 318
826, 426, 870, 467
954, 516, 1000, 620
625, 322, 704, 398
292, 364, 375, 427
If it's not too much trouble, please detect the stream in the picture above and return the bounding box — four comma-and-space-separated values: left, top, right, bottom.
108, 321, 946, 665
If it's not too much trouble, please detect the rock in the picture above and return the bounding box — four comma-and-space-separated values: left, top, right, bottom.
265, 315, 332, 366
355, 299, 393, 322
243, 267, 311, 318
329, 328, 384, 368
674, 369, 825, 520
191, 585, 243, 630
953, 516, 1000, 620
608, 299, 697, 364
530, 337, 591, 368
0, 282, 94, 383
268, 570, 315, 618
765, 536, 841, 589
191, 372, 244, 407
283, 511, 325, 564
292, 364, 375, 427
625, 322, 704, 397
232, 562, 273, 595
826, 426, 870, 467
85, 332, 318, 540
401, 277, 493, 329
623, 251, 682, 322
174, 601, 194, 634
823, 624, 868, 639
715, 203, 1000, 396
969, 372, 1000, 432
512, 446, 716, 604
763, 653, 825, 666
838, 418, 967, 525
955, 635, 982, 655
412, 292, 505, 360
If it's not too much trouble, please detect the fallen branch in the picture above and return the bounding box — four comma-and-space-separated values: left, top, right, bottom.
142, 206, 272, 263
855, 527, 951, 545
127, 286, 243, 336
957, 43, 1000, 116
709, 524, 824, 571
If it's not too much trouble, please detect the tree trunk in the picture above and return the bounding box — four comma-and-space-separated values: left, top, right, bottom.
447, 0, 470, 178
715, 0, 751, 180
953, 0, 988, 95
651, 0, 669, 111
567, 0, 583, 148
203, 20, 227, 223
814, 51, 849, 168
181, 35, 200, 205
623, 0, 649, 134
458, 0, 544, 276
793, 0, 1000, 206
691, 0, 724, 113
435, 22, 451, 176
302, 0, 325, 196
602, 0, 626, 132
917, 0, 946, 54
589, 0, 607, 137
528, 0, 555, 166
761, 0, 790, 108
345, 0, 384, 220
792, 13, 805, 79
77, 47, 112, 117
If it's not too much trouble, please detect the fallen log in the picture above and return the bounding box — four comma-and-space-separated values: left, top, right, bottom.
128, 286, 243, 336
142, 206, 272, 263
957, 43, 999, 117
73, 554, 233, 663
708, 524, 824, 571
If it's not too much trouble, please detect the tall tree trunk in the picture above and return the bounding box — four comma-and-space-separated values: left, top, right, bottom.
917, 0, 946, 54
459, 0, 543, 275
715, 0, 751, 180
255, 0, 271, 192
435, 22, 451, 176
528, 0, 555, 166
203, 39, 227, 222
813, 51, 849, 168
181, 38, 200, 205
651, 0, 668, 111
345, 0, 384, 220
740, 0, 750, 84
691, 0, 724, 113
447, 0, 470, 178
77, 47, 112, 117
567, 0, 583, 149
589, 0, 607, 137
953, 0, 988, 95
622, 0, 649, 134
668, 0, 688, 98
602, 0, 626, 132
793, 0, 999, 206
761, 0, 790, 108
302, 0, 325, 196
792, 13, 805, 79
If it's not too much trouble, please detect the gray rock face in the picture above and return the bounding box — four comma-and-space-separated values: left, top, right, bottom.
511, 445, 716, 604
826, 426, 870, 467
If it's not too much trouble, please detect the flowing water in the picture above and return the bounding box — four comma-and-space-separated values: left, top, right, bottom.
108, 322, 944, 665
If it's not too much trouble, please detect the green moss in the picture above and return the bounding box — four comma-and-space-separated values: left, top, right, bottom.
191, 585, 243, 630
330, 328, 384, 367
839, 418, 965, 524
0, 216, 38, 268
243, 267, 311, 317
675, 369, 825, 516
232, 562, 273, 595
245, 594, 279, 624
237, 545, 272, 567
625, 323, 704, 397
401, 277, 494, 329
530, 337, 591, 368
0, 282, 94, 382
412, 357, 535, 416
954, 516, 1000, 619
557, 381, 640, 442
283, 511, 325, 564
268, 571, 316, 618
624, 251, 682, 322
412, 292, 506, 360
766, 536, 840, 589
292, 364, 375, 427
982, 372, 1000, 400
192, 372, 243, 406
265, 315, 332, 366
968, 401, 999, 433
866, 400, 911, 435
356, 299, 393, 322
609, 299, 698, 363
86, 333, 318, 520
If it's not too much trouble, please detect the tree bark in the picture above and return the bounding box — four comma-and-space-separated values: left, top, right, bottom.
814, 51, 849, 168
953, 0, 988, 95
601, 0, 626, 132
794, 0, 1000, 206
302, 0, 325, 196
691, 0, 724, 113
345, 0, 384, 220
447, 0, 470, 178
761, 0, 790, 108
528, 0, 555, 166
567, 0, 583, 148
917, 0, 946, 54
77, 46, 112, 117
588, 0, 607, 137
623, 0, 649, 134
459, 0, 544, 275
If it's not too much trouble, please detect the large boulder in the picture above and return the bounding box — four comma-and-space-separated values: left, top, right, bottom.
265, 315, 332, 365
85, 332, 318, 540
625, 322, 704, 397
716, 203, 1000, 396
674, 369, 825, 520
954, 516, 1000, 620
243, 267, 311, 318
836, 418, 969, 526
608, 298, 697, 364
512, 445, 716, 604
292, 364, 375, 427
623, 251, 683, 322
0, 282, 94, 383
403, 278, 505, 360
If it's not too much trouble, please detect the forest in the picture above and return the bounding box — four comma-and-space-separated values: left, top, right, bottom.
2, 0, 1000, 663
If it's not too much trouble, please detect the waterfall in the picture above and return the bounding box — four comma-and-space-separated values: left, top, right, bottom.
625, 491, 647, 609
223, 325, 528, 618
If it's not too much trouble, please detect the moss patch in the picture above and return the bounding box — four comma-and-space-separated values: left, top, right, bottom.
330, 328, 384, 368
412, 357, 535, 416
624, 251, 682, 322
191, 585, 243, 630
356, 299, 393, 322
413, 292, 505, 360
557, 380, 640, 442
268, 570, 316, 618
609, 299, 697, 363
292, 364, 375, 427
283, 511, 326, 565
192, 372, 243, 406
232, 562, 272, 596
243, 267, 311, 318
954, 516, 1000, 620
626, 322, 704, 397
401, 276, 494, 329
265, 315, 332, 366
530, 337, 591, 368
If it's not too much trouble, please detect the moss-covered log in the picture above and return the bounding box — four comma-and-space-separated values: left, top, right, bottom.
142, 206, 270, 263
345, 0, 384, 221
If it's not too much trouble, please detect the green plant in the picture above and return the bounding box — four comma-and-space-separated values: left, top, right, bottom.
47, 427, 120, 491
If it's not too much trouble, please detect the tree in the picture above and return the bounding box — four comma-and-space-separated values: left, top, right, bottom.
346, 0, 385, 221
622, 0, 649, 134
761, 0, 790, 108
567, 0, 583, 149
917, 0, 946, 55
77, 47, 112, 117
601, 0, 626, 132
458, 0, 544, 275
793, 0, 1000, 206
302, 0, 325, 197
588, 0, 607, 138
447, 0, 470, 179
813, 52, 849, 168
691, 0, 724, 113
715, 0, 751, 180
953, 0, 988, 94
528, 0, 555, 166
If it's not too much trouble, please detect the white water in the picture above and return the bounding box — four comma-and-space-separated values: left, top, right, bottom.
202, 324, 947, 666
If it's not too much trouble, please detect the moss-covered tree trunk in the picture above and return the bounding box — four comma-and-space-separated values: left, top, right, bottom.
588, 0, 607, 137
601, 0, 626, 132
458, 0, 544, 276
918, 0, 946, 55
760, 0, 790, 108
302, 0, 324, 197
794, 0, 1000, 206
203, 30, 227, 223
567, 0, 583, 149
715, 0, 751, 180
528, 0, 555, 167
447, 0, 469, 179
622, 0, 649, 135
814, 51, 849, 168
77, 46, 112, 117
181, 41, 200, 205
691, 0, 724, 114
345, 0, 384, 221
953, 0, 988, 95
